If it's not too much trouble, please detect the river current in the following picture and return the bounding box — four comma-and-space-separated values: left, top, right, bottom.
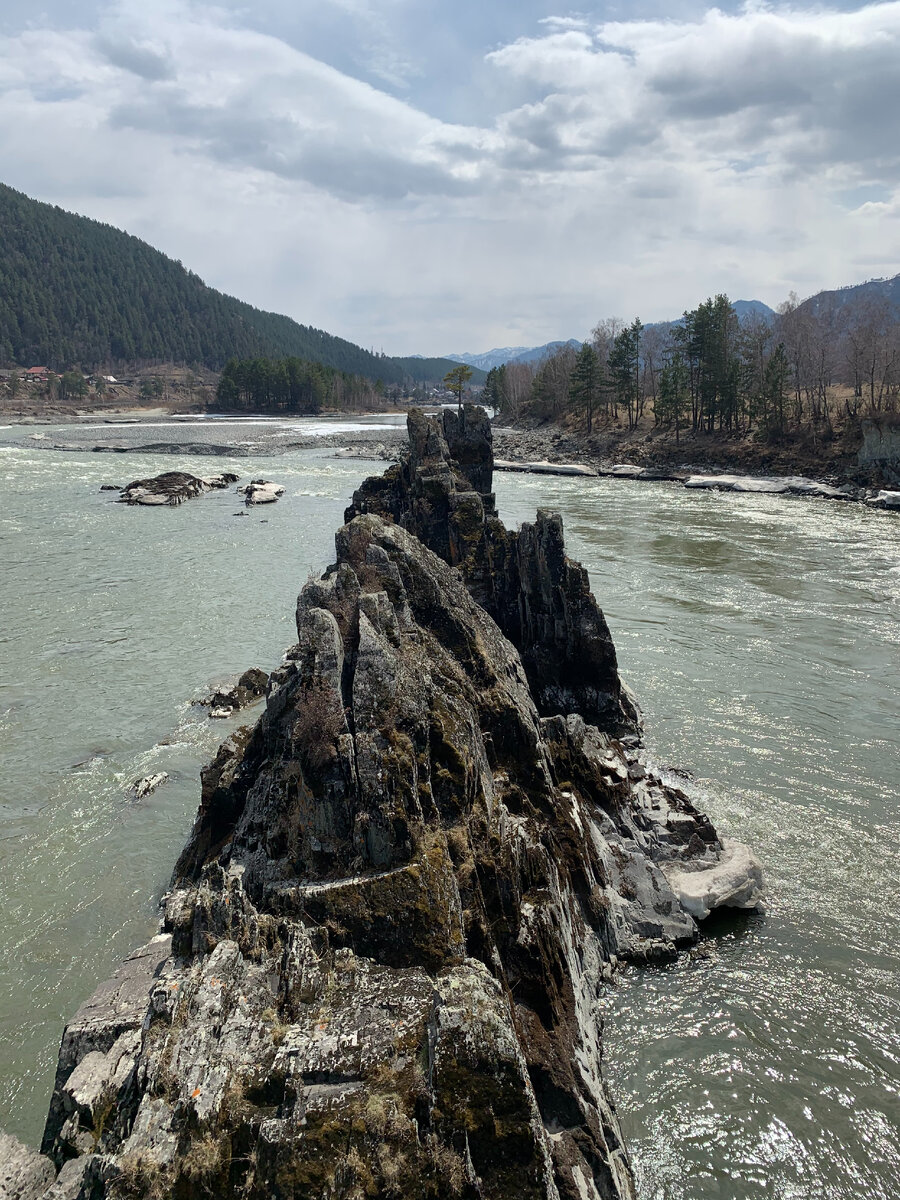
1, 417, 898, 1198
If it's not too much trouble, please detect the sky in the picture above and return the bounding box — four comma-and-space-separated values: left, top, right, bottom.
1, 0, 899, 355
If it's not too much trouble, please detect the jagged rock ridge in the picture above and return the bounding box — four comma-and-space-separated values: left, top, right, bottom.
345, 407, 639, 735
4, 407, 762, 1200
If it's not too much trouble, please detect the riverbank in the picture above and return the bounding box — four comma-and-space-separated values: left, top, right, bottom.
1, 413, 408, 461
0, 399, 402, 425
493, 423, 900, 509
493, 418, 897, 488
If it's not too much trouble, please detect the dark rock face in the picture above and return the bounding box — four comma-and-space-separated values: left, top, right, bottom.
199, 667, 270, 715
346, 406, 637, 734
118, 471, 239, 506
859, 415, 900, 484
7, 408, 762, 1200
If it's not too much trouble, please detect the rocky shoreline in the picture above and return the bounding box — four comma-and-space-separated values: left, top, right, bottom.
21, 427, 406, 460
14, 413, 898, 510
492, 427, 900, 511
1, 407, 762, 1200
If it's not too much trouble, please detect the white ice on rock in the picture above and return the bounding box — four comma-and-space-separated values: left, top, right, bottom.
661, 837, 764, 922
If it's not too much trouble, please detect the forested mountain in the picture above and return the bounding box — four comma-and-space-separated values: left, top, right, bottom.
797, 273, 900, 321
0, 183, 480, 384
391, 355, 487, 383
732, 300, 776, 323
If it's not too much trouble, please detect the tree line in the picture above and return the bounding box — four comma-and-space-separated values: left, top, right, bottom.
216, 356, 389, 413
484, 292, 900, 441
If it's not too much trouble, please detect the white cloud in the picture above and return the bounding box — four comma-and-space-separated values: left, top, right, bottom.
487, 3, 900, 179
0, 1, 899, 353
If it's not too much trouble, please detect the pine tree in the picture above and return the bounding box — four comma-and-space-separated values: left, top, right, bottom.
569, 344, 602, 435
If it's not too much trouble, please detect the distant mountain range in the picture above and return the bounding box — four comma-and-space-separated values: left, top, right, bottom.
443, 340, 582, 372
445, 305, 778, 369
0, 182, 483, 386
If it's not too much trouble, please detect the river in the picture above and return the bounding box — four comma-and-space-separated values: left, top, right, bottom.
1, 418, 898, 1198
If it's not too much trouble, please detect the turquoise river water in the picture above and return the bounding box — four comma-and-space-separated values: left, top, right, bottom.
0, 417, 898, 1199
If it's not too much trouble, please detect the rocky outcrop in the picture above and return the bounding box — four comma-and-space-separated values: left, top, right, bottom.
494, 460, 598, 478
0, 1132, 55, 1200
118, 471, 239, 506
238, 481, 286, 505
346, 406, 638, 735
198, 668, 270, 717
6, 407, 762, 1200
859, 415, 900, 484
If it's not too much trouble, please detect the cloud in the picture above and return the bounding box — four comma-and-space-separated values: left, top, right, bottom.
487, 3, 900, 180
95, 33, 175, 81
46, 4, 490, 202
0, 1, 899, 353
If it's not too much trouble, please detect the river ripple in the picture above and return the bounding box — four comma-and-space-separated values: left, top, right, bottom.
495, 474, 900, 1200
0, 434, 385, 1143
1, 436, 898, 1200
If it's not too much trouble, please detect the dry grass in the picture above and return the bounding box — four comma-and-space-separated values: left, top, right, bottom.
109, 1154, 172, 1200
181, 1133, 225, 1183
292, 677, 346, 769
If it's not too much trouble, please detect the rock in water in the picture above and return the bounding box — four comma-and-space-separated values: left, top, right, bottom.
10, 406, 762, 1200
130, 773, 168, 800
198, 667, 270, 716
238, 480, 286, 505
117, 471, 239, 506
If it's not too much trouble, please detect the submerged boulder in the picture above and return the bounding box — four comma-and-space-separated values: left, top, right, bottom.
10, 407, 762, 1200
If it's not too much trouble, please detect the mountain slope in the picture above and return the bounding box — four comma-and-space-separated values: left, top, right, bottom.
508, 339, 583, 365
0, 182, 479, 385
732, 299, 775, 323
797, 273, 900, 321
443, 346, 532, 371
